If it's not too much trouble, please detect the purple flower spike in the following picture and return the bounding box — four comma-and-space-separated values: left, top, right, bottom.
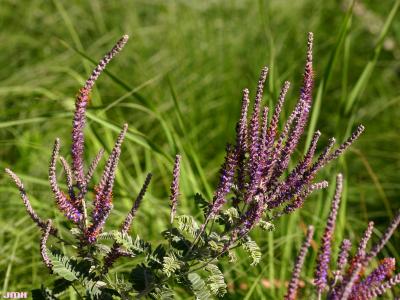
285, 225, 314, 300
264, 81, 290, 153
326, 125, 365, 163
170, 155, 181, 224
248, 67, 268, 154
259, 106, 269, 159
284, 180, 328, 214
364, 273, 400, 299
315, 173, 343, 294
272, 33, 314, 180
236, 88, 250, 192
333, 239, 352, 282
40, 219, 53, 273
121, 173, 153, 234
355, 221, 374, 261
71, 35, 129, 191
340, 220, 385, 300
93, 124, 128, 223
367, 209, 400, 260
71, 88, 90, 190
84, 35, 129, 91
103, 173, 152, 273
352, 257, 395, 299
208, 145, 237, 219
49, 139, 82, 223
85, 148, 105, 187
237, 88, 250, 154
87, 124, 128, 243
248, 67, 268, 179
59, 156, 76, 205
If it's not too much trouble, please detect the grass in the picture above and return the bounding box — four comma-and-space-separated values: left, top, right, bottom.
1, 0, 400, 299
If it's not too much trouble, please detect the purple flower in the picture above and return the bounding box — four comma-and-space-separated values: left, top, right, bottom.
285, 225, 314, 300
236, 88, 250, 193
352, 257, 395, 299
71, 35, 129, 191
208, 145, 237, 219
49, 138, 82, 223
315, 173, 343, 294
332, 239, 352, 282
120, 173, 153, 234
87, 124, 128, 243
364, 273, 400, 299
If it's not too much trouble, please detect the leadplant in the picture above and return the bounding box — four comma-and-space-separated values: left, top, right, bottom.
285, 174, 400, 300
6, 33, 378, 299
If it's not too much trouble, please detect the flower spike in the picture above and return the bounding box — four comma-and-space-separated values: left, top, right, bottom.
49, 138, 82, 223
5, 168, 56, 233
40, 219, 53, 273
285, 225, 314, 300
71, 35, 129, 191
315, 173, 343, 294
169, 155, 181, 224
121, 173, 153, 234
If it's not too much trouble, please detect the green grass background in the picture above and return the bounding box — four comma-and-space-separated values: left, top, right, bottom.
0, 0, 399, 298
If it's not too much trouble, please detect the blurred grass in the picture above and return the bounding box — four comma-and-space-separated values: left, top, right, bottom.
0, 0, 399, 299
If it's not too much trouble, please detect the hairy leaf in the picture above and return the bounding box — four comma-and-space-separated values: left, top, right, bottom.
242, 237, 261, 266
205, 264, 227, 297
177, 215, 200, 238
162, 253, 181, 277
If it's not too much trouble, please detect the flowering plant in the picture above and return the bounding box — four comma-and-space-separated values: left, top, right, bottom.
285, 174, 400, 300
6, 33, 394, 299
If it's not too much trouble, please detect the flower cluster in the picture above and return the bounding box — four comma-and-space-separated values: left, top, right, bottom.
286, 174, 400, 299
201, 32, 364, 245
6, 35, 131, 247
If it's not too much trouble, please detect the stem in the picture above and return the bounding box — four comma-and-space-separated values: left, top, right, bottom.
185, 215, 211, 258
81, 198, 88, 228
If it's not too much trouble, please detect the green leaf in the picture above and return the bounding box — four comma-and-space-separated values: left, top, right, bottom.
148, 244, 166, 269
222, 207, 239, 224
188, 273, 211, 300
47, 251, 79, 281
129, 264, 155, 293
258, 220, 275, 231
100, 231, 151, 256
194, 193, 210, 217
177, 215, 200, 238
150, 285, 175, 300
162, 253, 181, 277
52, 278, 72, 295
82, 279, 105, 299
93, 244, 111, 255
242, 237, 261, 266
205, 264, 227, 297
162, 228, 192, 252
